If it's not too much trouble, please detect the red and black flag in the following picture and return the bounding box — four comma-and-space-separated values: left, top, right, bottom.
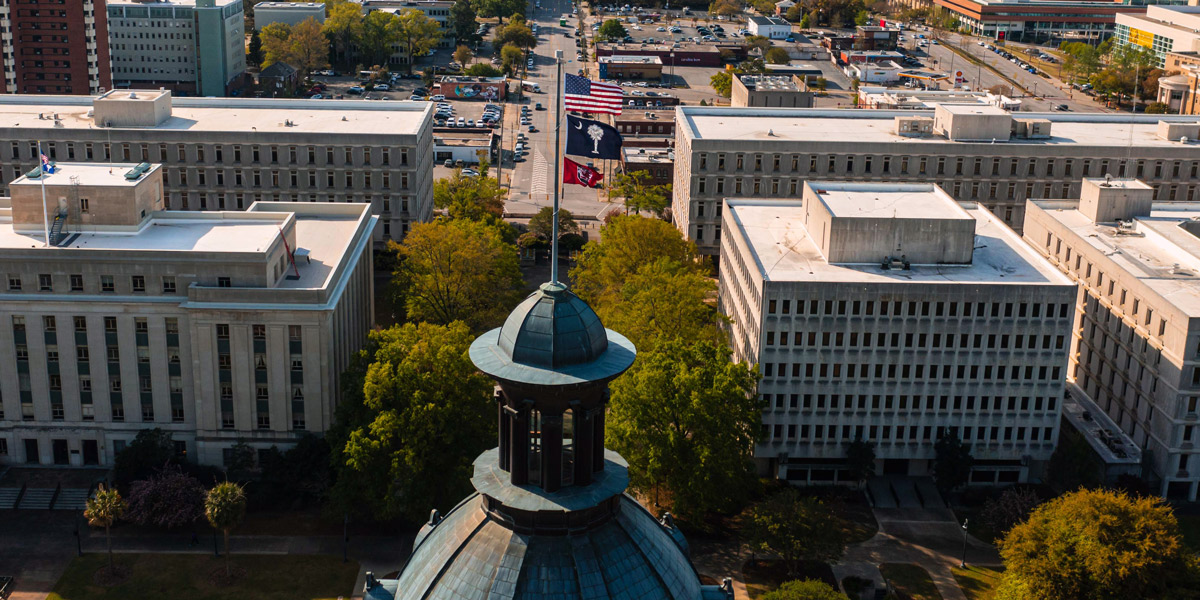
563, 157, 603, 188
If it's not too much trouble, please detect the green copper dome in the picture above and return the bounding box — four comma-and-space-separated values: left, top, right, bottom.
498, 281, 609, 369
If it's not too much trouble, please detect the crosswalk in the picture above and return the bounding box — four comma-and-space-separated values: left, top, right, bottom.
531, 149, 549, 198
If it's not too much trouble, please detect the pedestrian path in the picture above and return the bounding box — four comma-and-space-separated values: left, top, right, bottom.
531, 148, 549, 198
16, 488, 54, 510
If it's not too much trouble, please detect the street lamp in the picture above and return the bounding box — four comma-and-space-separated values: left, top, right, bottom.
959, 518, 969, 568
669, 52, 675, 89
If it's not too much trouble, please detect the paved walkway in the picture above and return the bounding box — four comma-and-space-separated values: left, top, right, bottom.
691, 537, 750, 600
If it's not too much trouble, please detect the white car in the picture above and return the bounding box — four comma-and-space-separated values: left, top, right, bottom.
656, 26, 666, 32
430, 94, 445, 101
467, 119, 476, 127
457, 117, 466, 126
374, 83, 390, 91
461, 168, 480, 177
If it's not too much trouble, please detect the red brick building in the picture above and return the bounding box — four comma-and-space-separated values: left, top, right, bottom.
0, 0, 112, 94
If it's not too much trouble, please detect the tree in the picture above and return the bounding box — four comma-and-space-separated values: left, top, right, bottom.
253, 435, 333, 509
571, 215, 705, 309
745, 35, 772, 54
762, 579, 849, 600
248, 28, 263, 67
596, 257, 727, 352
448, 0, 478, 43
765, 47, 790, 64
125, 465, 206, 530
610, 169, 671, 217
711, 70, 734, 97
288, 17, 332, 75
501, 44, 525, 76
607, 339, 760, 522
1045, 428, 1103, 494
434, 170, 506, 221
597, 19, 628, 42
933, 434, 973, 494
113, 428, 176, 488
980, 487, 1040, 539
797, 11, 811, 28
996, 488, 1198, 600
260, 22, 294, 68
391, 218, 523, 331
205, 482, 247, 578
496, 18, 537, 49
85, 484, 127, 574
528, 206, 580, 240
709, 0, 741, 18
394, 9, 442, 74
855, 9, 871, 26
474, 0, 524, 26
330, 322, 495, 523
743, 488, 848, 576
453, 44, 473, 66
323, 2, 364, 66
465, 63, 503, 76
844, 439, 875, 487
359, 10, 402, 67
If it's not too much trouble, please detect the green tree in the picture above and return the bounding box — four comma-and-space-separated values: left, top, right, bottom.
331, 322, 495, 522
744, 35, 772, 54
709, 0, 741, 18
287, 17, 332, 75
449, 0, 478, 43
1145, 101, 1170, 114
595, 257, 727, 352
762, 579, 849, 600
844, 439, 876, 487
527, 206, 580, 240
855, 9, 871, 26
597, 19, 628, 42
391, 218, 523, 330
260, 22, 294, 68
711, 70, 734, 97
501, 44, 525, 76
453, 44, 473, 66
434, 170, 506, 221
743, 488, 848, 576
474, 0, 524, 26
1045, 428, 1103, 494
570, 215, 705, 309
980, 487, 1041, 539
394, 9, 442, 74
85, 484, 127, 574
113, 428, 176, 488
797, 11, 811, 27
323, 1, 364, 66
610, 169, 671, 217
607, 339, 760, 523
205, 482, 247, 578
359, 10, 402, 67
765, 46, 790, 64
248, 28, 263, 67
933, 434, 974, 494
996, 488, 1198, 600
496, 18, 537, 49
465, 63, 504, 76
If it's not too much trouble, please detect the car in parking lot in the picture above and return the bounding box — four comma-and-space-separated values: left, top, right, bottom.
528, 125, 538, 132
348, 86, 364, 94
535, 102, 544, 110
431, 94, 445, 101
375, 83, 390, 91
457, 117, 465, 126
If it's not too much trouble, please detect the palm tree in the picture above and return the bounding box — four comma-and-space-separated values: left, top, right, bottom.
84, 484, 127, 573
205, 481, 247, 578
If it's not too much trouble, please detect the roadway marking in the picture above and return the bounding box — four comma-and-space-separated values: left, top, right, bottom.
531, 148, 549, 198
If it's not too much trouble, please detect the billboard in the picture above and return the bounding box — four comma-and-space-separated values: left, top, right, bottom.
439, 80, 505, 101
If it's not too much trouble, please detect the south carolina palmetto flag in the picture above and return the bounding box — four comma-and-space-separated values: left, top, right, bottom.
563, 157, 604, 188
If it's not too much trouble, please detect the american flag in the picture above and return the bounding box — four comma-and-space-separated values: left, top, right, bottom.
564, 73, 622, 115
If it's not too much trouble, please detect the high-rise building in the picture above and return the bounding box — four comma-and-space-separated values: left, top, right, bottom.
1024, 169, 1200, 500
673, 105, 1200, 256
0, 0, 112, 94
0, 162, 375, 468
0, 90, 434, 244
719, 182, 1076, 485
1115, 5, 1200, 68
107, 0, 246, 97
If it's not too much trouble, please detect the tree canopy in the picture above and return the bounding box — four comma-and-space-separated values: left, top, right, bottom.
394, 8, 442, 74
594, 257, 726, 352
527, 206, 579, 240
765, 47, 791, 64
453, 44, 474, 66
607, 339, 760, 523
744, 488, 848, 576
844, 439, 876, 485
323, 2, 365, 65
113, 428, 177, 488
330, 322, 496, 523
597, 19, 628, 42
358, 10, 403, 66
996, 488, 1199, 600
610, 170, 671, 217
1045, 428, 1104, 494
474, 0, 525, 24
205, 481, 247, 577
709, 0, 741, 17
433, 168, 506, 222
762, 579, 849, 600
501, 44, 525, 76
570, 215, 704, 310
125, 465, 206, 530
448, 0, 478, 43
495, 17, 536, 49
933, 434, 974, 493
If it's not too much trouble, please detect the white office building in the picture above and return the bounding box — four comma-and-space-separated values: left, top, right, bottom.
719, 182, 1076, 485
254, 1, 326, 30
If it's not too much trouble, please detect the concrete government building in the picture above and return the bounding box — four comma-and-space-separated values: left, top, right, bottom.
719, 182, 1076, 485
0, 90, 433, 244
0, 162, 375, 468
1025, 166, 1200, 500
674, 104, 1200, 256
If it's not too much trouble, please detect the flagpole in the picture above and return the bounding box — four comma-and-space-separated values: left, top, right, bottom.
551, 49, 564, 285
38, 141, 49, 248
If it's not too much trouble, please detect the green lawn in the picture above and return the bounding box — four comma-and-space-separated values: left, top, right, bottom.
880, 563, 943, 600
952, 566, 1004, 600
48, 554, 359, 600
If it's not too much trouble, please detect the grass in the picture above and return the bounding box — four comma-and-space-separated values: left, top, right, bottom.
743, 559, 836, 600
880, 563, 943, 600
47, 554, 359, 600
951, 566, 1004, 600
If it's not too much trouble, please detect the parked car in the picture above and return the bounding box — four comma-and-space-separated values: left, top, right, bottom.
310, 94, 323, 99
535, 103, 545, 110
444, 159, 454, 167
348, 86, 364, 94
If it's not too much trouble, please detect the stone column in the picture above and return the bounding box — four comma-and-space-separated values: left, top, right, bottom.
542, 412, 563, 493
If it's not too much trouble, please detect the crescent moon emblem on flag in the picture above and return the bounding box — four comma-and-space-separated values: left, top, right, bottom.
574, 121, 583, 129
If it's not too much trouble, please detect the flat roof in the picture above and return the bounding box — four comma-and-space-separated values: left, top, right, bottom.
676, 106, 1200, 148
600, 55, 663, 64
0, 204, 369, 290
940, 103, 1008, 116
110, 0, 240, 6
726, 198, 1073, 285
622, 147, 673, 162
809, 182, 974, 221
0, 95, 431, 136
255, 1, 325, 7
1032, 199, 1200, 316
10, 163, 157, 188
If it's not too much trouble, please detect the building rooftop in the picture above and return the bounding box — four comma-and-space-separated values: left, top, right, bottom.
739, 74, 804, 92
1063, 383, 1142, 466
725, 196, 1073, 285
109, 0, 241, 6
1031, 198, 1200, 317
811, 181, 974, 221
0, 94, 432, 136
255, 1, 324, 7
676, 106, 1200, 147
599, 55, 663, 65
622, 147, 674, 163
749, 15, 790, 26
10, 162, 149, 188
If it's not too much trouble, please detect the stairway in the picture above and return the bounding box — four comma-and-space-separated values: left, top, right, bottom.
0, 487, 19, 509
17, 487, 55, 510
55, 488, 90, 511
49, 212, 66, 246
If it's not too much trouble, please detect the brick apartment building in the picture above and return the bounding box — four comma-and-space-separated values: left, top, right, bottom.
0, 0, 112, 94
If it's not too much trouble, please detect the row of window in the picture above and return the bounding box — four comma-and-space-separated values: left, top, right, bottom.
764, 330, 1067, 352
28, 141, 412, 169
764, 392, 1059, 413
766, 298, 1071, 320
762, 361, 1063, 383
7, 273, 180, 294
765, 422, 1055, 444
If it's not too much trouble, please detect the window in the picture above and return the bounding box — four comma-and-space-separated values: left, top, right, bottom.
7, 275, 20, 291
216, 324, 230, 339
288, 325, 302, 341
69, 274, 83, 291
38, 273, 52, 291
100, 275, 114, 292
252, 324, 266, 340
131, 275, 145, 292
162, 276, 176, 293
43, 315, 56, 331
217, 277, 231, 288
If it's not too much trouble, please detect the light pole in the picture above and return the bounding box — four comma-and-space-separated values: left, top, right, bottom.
959, 518, 969, 568
669, 52, 675, 89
